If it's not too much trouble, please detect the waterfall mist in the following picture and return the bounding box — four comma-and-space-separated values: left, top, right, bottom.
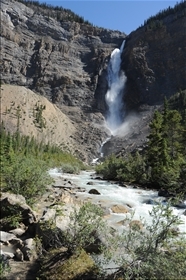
105, 41, 126, 135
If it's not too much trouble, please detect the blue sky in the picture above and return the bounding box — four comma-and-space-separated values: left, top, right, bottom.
38, 1, 179, 34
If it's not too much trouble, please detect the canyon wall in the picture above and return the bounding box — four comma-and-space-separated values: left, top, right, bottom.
1, 0, 186, 161
122, 4, 186, 111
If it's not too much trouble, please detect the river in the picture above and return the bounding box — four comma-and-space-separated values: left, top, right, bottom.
49, 168, 186, 234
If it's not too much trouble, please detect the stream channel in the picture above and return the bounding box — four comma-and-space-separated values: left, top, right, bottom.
49, 169, 186, 234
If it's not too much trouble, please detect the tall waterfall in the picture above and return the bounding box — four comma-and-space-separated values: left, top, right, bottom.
105, 40, 126, 134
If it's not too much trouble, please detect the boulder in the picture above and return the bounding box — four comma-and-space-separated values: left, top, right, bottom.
15, 248, 24, 261
87, 181, 95, 185
117, 219, 126, 225
9, 228, 26, 237
60, 192, 75, 204
94, 176, 103, 180
0, 192, 37, 231
0, 231, 17, 243
40, 208, 56, 222
88, 189, 101, 195
111, 205, 129, 214
22, 238, 37, 261
0, 249, 14, 259
158, 189, 173, 198
37, 204, 72, 249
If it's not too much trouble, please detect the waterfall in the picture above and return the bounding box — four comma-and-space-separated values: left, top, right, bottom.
100, 136, 111, 157
105, 40, 126, 134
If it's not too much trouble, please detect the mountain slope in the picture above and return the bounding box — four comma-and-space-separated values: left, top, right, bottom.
1, 84, 76, 150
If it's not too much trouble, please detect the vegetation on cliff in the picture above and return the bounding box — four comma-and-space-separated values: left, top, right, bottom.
16, 0, 92, 25
140, 0, 186, 30
96, 91, 186, 197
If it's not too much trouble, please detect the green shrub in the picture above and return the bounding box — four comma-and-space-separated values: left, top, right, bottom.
59, 163, 80, 174
38, 203, 186, 280
106, 203, 186, 280
64, 202, 107, 253
1, 154, 53, 205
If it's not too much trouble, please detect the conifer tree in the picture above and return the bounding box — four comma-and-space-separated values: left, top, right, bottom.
146, 110, 165, 184
165, 110, 182, 161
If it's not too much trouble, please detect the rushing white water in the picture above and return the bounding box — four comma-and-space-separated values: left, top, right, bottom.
49, 169, 186, 234
49, 169, 185, 274
100, 136, 111, 157
105, 40, 126, 134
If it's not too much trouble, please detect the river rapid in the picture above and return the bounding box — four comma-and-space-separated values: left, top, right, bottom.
49, 169, 186, 234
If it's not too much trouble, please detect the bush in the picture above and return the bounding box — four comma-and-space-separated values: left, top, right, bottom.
59, 163, 80, 174
38, 202, 186, 280
63, 202, 107, 253
1, 154, 53, 205
106, 203, 186, 280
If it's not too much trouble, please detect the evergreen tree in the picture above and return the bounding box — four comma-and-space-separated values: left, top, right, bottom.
146, 110, 165, 184
165, 110, 182, 161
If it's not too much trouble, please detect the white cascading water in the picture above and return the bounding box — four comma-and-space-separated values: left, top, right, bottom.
49, 169, 186, 235
105, 40, 126, 134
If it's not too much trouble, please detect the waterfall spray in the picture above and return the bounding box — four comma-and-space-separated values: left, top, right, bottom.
105, 40, 126, 134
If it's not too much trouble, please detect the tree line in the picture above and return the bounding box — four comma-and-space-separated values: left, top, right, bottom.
16, 0, 92, 25
137, 0, 186, 31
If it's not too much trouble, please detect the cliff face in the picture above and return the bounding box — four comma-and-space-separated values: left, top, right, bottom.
93, 2, 186, 158
1, 0, 186, 161
122, 5, 186, 111
1, 0, 126, 163
1, 0, 125, 109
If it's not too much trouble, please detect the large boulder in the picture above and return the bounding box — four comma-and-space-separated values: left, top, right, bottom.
0, 192, 37, 231
0, 231, 17, 243
0, 231, 23, 260
36, 204, 73, 249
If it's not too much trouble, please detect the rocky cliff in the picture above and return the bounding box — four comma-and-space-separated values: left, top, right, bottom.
122, 2, 186, 111
1, 0, 126, 163
96, 1, 186, 157
1, 0, 125, 108
1, 0, 186, 162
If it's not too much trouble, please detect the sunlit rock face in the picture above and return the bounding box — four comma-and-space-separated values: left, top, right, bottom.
1, 0, 126, 110
1, 0, 126, 163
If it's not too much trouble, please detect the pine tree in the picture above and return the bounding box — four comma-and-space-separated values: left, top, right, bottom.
165, 110, 182, 161
146, 110, 165, 184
